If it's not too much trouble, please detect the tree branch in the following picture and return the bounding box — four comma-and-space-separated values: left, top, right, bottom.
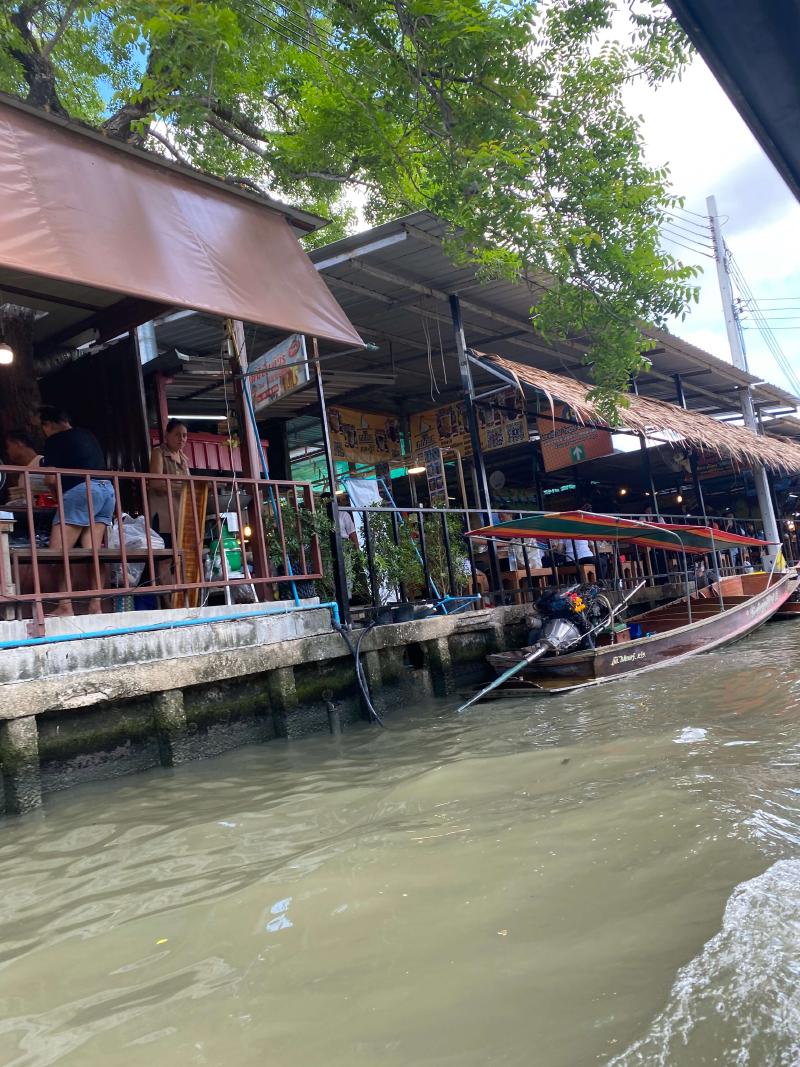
9, 3, 69, 115
146, 125, 194, 167
41, 0, 80, 59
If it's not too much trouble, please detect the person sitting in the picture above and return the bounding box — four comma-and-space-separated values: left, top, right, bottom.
39, 406, 116, 616
3, 428, 49, 505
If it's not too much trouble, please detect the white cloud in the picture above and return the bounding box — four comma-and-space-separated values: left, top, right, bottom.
624, 48, 800, 399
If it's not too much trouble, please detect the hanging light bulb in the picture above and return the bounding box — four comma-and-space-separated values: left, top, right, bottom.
0, 341, 14, 366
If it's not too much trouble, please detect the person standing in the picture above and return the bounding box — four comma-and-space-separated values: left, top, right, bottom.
148, 420, 190, 545
39, 406, 116, 615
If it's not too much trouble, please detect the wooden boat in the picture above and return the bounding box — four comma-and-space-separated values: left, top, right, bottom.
488, 571, 798, 694
463, 511, 797, 701
774, 586, 800, 620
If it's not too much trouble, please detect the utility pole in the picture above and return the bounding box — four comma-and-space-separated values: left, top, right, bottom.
706, 195, 781, 564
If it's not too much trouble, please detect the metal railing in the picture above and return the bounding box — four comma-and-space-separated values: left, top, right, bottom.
338, 505, 774, 614
0, 465, 322, 632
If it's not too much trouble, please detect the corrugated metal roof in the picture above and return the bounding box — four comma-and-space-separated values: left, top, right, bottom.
152, 210, 798, 437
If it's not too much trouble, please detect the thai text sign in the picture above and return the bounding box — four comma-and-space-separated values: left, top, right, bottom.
410, 389, 528, 455
328, 406, 403, 465
537, 403, 613, 471
250, 333, 309, 412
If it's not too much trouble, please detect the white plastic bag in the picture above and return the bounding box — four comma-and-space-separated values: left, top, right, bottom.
108, 514, 165, 587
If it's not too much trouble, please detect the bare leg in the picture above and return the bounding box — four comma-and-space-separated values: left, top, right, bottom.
47, 522, 83, 616
79, 523, 108, 614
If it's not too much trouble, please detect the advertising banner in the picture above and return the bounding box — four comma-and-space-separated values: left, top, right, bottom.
250, 334, 309, 412
409, 389, 528, 456
328, 406, 403, 465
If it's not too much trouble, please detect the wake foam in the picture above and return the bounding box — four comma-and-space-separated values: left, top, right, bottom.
609, 860, 800, 1066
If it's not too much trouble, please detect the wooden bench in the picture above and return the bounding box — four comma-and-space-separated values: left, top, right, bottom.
9, 547, 181, 604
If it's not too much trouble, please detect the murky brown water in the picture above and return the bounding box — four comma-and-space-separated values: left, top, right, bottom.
1, 625, 800, 1066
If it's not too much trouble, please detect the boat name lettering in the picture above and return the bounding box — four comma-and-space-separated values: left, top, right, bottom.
745, 589, 781, 620
611, 651, 646, 667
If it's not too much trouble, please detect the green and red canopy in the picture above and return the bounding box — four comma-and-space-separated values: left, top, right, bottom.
466, 511, 773, 555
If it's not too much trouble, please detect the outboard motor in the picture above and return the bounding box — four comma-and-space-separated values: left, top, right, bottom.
528, 585, 602, 650
538, 616, 583, 653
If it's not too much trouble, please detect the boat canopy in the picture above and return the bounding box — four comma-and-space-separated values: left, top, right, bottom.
466, 511, 774, 555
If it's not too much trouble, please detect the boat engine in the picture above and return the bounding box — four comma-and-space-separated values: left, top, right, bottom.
527, 585, 611, 652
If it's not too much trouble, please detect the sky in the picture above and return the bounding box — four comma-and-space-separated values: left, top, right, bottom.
624, 53, 800, 400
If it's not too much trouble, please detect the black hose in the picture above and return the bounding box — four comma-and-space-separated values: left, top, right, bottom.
333, 621, 385, 727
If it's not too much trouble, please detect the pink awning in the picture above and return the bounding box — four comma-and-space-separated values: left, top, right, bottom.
0, 96, 363, 348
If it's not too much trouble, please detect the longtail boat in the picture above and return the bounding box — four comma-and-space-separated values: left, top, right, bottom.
774, 587, 800, 620
463, 511, 798, 701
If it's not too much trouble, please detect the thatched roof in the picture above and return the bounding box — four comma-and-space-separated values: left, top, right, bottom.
480, 352, 800, 473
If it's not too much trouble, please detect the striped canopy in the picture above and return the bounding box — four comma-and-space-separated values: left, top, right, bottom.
466, 511, 773, 555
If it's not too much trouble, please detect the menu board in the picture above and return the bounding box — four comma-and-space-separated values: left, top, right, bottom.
537, 403, 613, 472
328, 406, 403, 465
409, 389, 528, 456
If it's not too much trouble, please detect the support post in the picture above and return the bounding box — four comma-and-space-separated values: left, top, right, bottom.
313, 339, 351, 627
267, 665, 299, 738
707, 195, 780, 566
425, 636, 455, 697
0, 717, 41, 815
638, 434, 660, 517
449, 294, 502, 599
226, 319, 270, 600
153, 689, 194, 766
532, 444, 545, 510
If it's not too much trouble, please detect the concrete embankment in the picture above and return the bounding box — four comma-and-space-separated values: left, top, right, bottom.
0, 603, 529, 816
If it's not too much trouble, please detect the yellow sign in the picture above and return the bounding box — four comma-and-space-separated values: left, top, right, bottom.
409, 389, 528, 456
328, 406, 403, 465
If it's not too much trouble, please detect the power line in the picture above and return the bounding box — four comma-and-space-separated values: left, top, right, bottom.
660, 230, 715, 259
662, 212, 713, 240
728, 251, 800, 396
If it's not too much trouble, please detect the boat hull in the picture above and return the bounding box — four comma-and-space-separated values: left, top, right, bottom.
488, 571, 798, 695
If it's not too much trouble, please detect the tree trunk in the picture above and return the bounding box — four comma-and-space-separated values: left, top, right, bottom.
0, 306, 40, 442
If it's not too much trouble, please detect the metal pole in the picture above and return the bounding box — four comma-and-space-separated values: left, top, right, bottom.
450, 293, 502, 598
313, 338, 351, 627
707, 194, 780, 566
638, 434, 660, 517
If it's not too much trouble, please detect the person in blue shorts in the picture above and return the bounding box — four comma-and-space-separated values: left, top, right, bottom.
39, 406, 116, 615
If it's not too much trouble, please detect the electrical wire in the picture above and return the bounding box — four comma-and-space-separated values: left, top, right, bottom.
660, 231, 715, 260
728, 252, 800, 396
662, 213, 714, 241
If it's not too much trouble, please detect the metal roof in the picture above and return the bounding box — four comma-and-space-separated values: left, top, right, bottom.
152, 210, 798, 435
667, 2, 800, 204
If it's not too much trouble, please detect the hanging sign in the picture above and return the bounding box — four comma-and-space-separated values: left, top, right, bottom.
476, 388, 529, 451
537, 403, 613, 472
422, 446, 448, 507
249, 334, 310, 412
328, 406, 403, 465
410, 403, 471, 455
409, 389, 528, 456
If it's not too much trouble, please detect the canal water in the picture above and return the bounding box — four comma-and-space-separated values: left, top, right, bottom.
1, 625, 799, 1066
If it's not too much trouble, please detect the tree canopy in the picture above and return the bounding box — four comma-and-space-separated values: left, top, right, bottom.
1, 0, 696, 413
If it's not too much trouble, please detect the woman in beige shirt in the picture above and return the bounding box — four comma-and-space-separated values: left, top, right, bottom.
148, 420, 190, 544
